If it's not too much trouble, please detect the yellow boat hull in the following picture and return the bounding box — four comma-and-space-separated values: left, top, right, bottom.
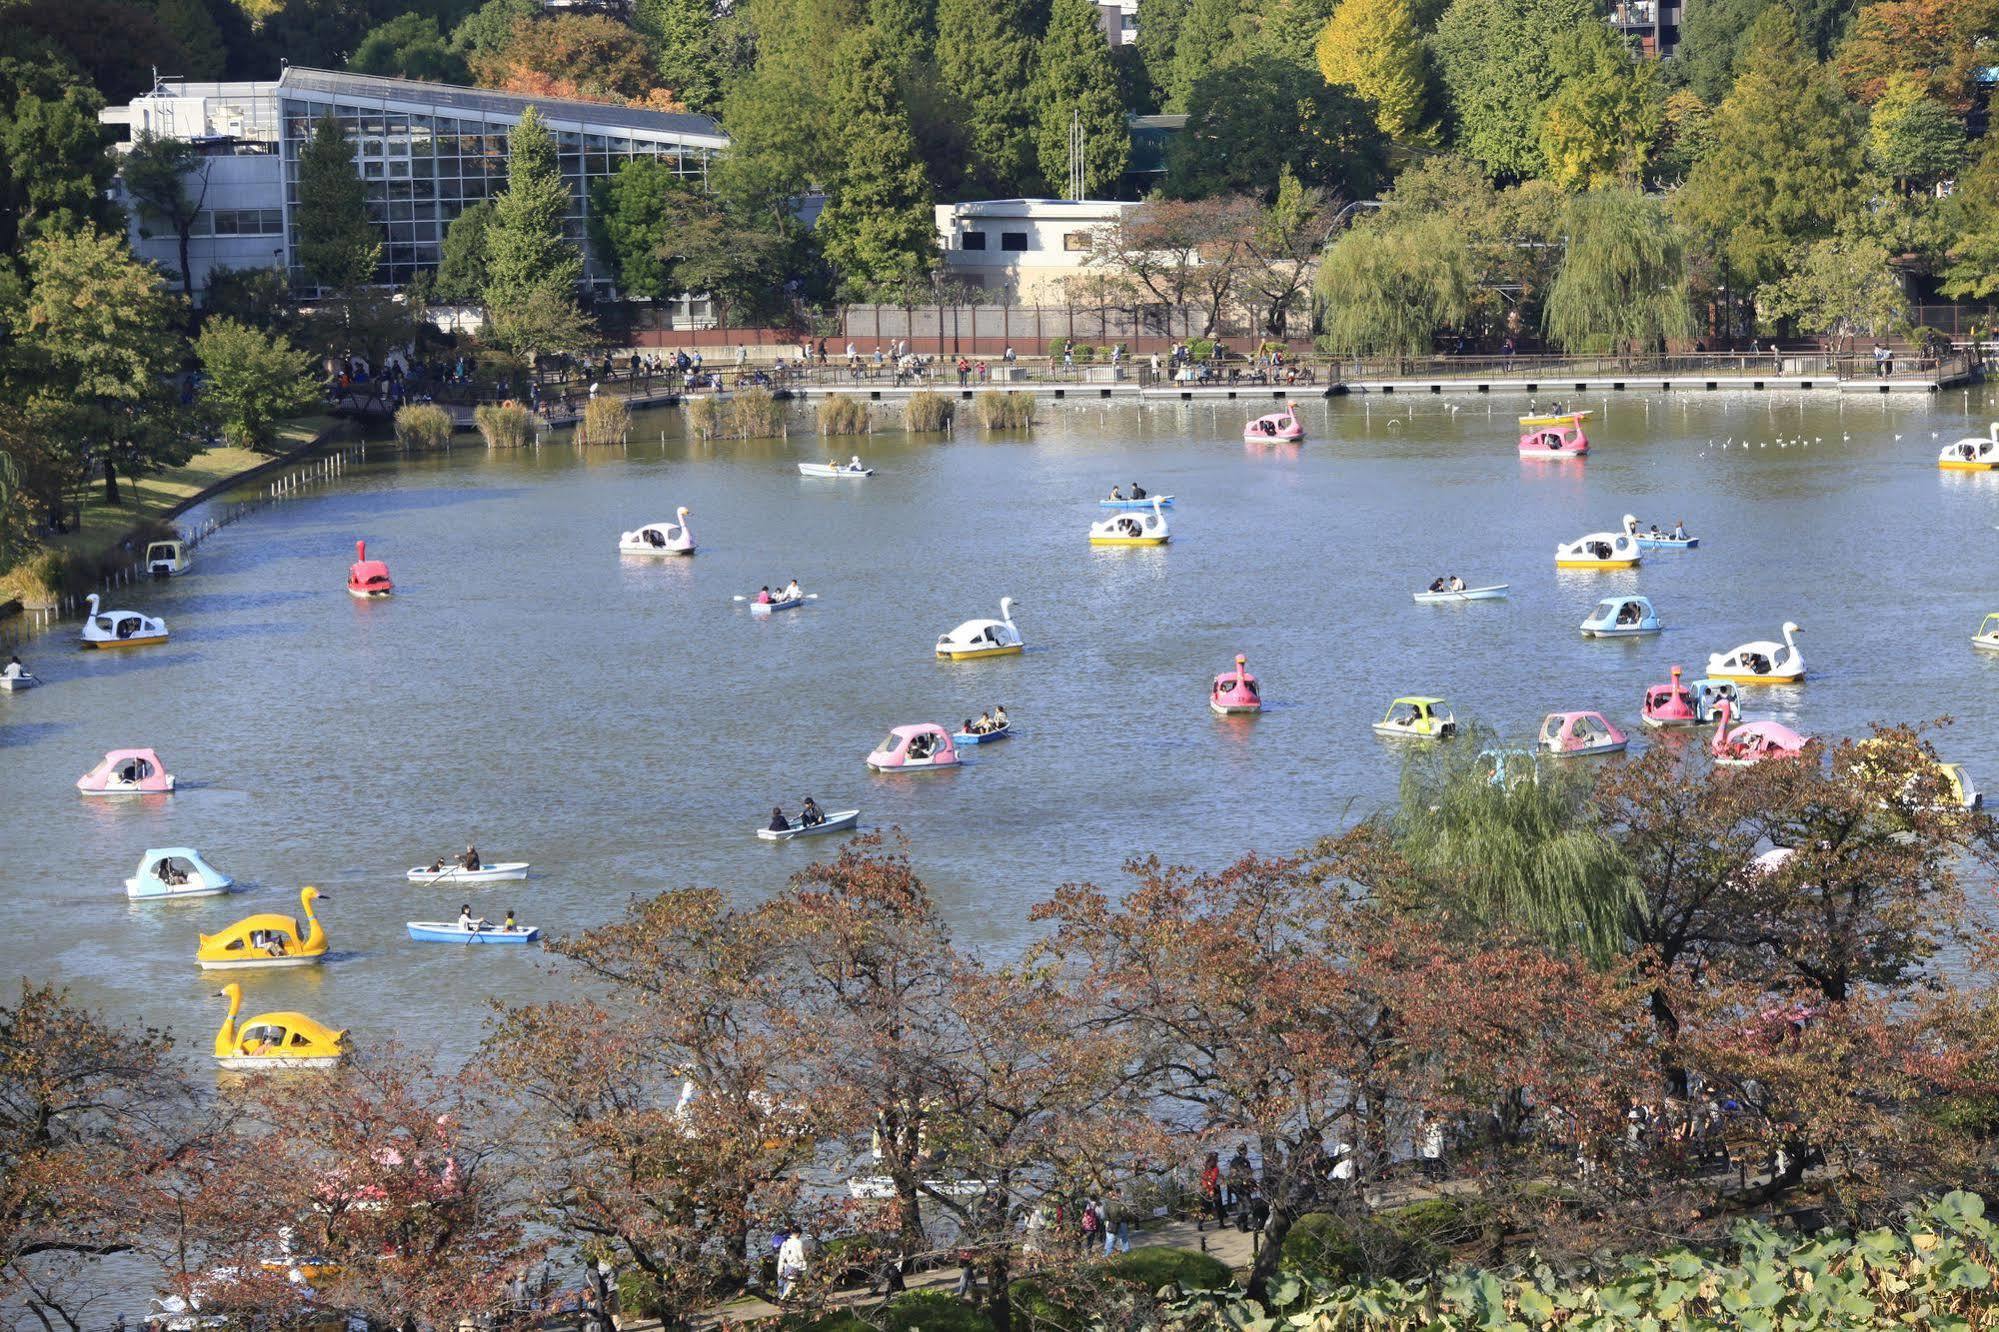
935, 644, 1023, 660
1939, 460, 1999, 471
1706, 671, 1805, 685
80, 635, 168, 650
197, 953, 325, 970
1555, 559, 1638, 569
1090, 536, 1170, 546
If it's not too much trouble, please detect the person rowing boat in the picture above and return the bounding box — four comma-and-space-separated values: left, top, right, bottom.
801, 797, 825, 827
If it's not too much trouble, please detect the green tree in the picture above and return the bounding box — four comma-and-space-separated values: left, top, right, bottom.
434, 201, 493, 304
818, 25, 936, 292
1031, 0, 1132, 194
1253, 0, 1337, 64
1759, 230, 1907, 336
934, 0, 1038, 197
0, 73, 120, 256
868, 0, 936, 70
1315, 211, 1474, 355
714, 70, 828, 225
1867, 73, 1965, 189
149, 0, 227, 78
1166, 0, 1249, 110
350, 14, 470, 82
1536, 26, 1662, 189
1543, 188, 1694, 351
1670, 0, 1768, 103
202, 266, 298, 336
1314, 0, 1432, 145
294, 113, 380, 292
1939, 131, 1999, 299
1677, 6, 1865, 292
16, 229, 192, 506
194, 318, 318, 451
1429, 0, 1597, 178
1136, 0, 1189, 104
483, 107, 589, 359
1168, 56, 1384, 200
119, 133, 210, 305
588, 158, 687, 298
632, 0, 746, 113
449, 0, 539, 61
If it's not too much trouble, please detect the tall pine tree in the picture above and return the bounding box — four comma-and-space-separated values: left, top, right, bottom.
484, 107, 583, 308
817, 25, 936, 293
1031, 0, 1131, 193
934, 0, 1037, 197
1166, 0, 1248, 111
1135, 0, 1188, 103
1314, 0, 1433, 145
294, 114, 379, 291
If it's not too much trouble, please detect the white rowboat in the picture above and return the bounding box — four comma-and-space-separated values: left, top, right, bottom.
799, 462, 873, 478
757, 809, 860, 841
1412, 585, 1509, 604
404, 862, 530, 884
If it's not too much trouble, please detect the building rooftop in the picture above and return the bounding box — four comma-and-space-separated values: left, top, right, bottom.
275, 67, 728, 144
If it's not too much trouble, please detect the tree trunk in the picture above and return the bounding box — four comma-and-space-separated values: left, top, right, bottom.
177, 227, 197, 310
103, 455, 121, 506
1244, 1200, 1289, 1303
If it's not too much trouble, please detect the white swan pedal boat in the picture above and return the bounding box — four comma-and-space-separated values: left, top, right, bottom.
78, 593, 168, 649
757, 809, 861, 841
406, 920, 541, 944
405, 861, 530, 884
800, 458, 874, 478
1412, 584, 1508, 604
618, 507, 694, 555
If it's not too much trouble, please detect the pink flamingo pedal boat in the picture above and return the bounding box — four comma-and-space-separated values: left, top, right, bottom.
1518, 410, 1590, 459
866, 724, 960, 772
1244, 403, 1304, 443
1538, 711, 1628, 757
77, 747, 175, 795
347, 540, 394, 598
1710, 701, 1811, 767
1210, 655, 1262, 715
1641, 666, 1699, 728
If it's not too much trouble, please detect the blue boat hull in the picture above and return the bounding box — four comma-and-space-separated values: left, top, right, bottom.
952, 726, 1012, 744
406, 923, 540, 944
1637, 537, 1697, 549
1098, 497, 1174, 509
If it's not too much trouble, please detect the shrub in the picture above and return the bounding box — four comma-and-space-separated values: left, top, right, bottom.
1106, 1245, 1233, 1292
1282, 1213, 1369, 1284
393, 402, 454, 450
1045, 337, 1069, 359
788, 1291, 996, 1331
817, 397, 872, 436
0, 548, 76, 609
728, 387, 785, 439
1381, 1196, 1498, 1269
684, 395, 720, 439
1073, 343, 1096, 363
903, 390, 955, 431
613, 1269, 665, 1322
974, 391, 1034, 430
1188, 338, 1217, 361
472, 402, 533, 449
580, 395, 631, 445
1258, 340, 1288, 357
1006, 1279, 1081, 1332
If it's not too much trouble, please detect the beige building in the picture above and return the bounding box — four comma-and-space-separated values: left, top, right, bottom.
933, 198, 1143, 304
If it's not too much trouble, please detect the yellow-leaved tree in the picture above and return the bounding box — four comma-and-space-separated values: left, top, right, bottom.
1314, 0, 1435, 146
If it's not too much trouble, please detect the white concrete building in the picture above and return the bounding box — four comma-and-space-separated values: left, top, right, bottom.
1096, 0, 1138, 43
933, 198, 1142, 303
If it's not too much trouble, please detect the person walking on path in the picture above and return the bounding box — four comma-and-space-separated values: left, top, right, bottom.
1197, 1151, 1226, 1232
1101, 1192, 1130, 1255
776, 1228, 810, 1300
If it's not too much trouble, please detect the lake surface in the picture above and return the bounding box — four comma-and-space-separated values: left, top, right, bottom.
3, 384, 1995, 1066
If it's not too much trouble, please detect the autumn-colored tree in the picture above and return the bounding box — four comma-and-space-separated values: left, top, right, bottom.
473, 14, 662, 105
1536, 25, 1663, 190
1836, 0, 1999, 107
1313, 0, 1432, 145
1089, 197, 1259, 335
1239, 168, 1335, 336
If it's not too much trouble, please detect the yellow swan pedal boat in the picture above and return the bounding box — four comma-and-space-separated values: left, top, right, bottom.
212, 982, 346, 1070
197, 886, 330, 969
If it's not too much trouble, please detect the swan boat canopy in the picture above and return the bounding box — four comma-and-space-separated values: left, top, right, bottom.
1211, 654, 1262, 715
212, 982, 346, 1069
757, 808, 861, 840
1518, 412, 1589, 459
1580, 595, 1661, 637
866, 723, 960, 771
1089, 499, 1170, 546
196, 886, 330, 969
346, 540, 394, 598
1540, 710, 1630, 757
77, 593, 167, 649
936, 597, 1023, 659
1939, 423, 1999, 470
618, 506, 695, 555
146, 538, 192, 577
1373, 696, 1457, 740
1555, 515, 1643, 569
1244, 402, 1304, 442
1710, 700, 1811, 767
126, 847, 233, 900
1707, 621, 1805, 684
77, 748, 175, 795
1973, 613, 1999, 651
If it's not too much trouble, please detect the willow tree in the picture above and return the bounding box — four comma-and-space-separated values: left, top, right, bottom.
1389, 727, 1638, 967
1314, 212, 1472, 357
1543, 188, 1694, 353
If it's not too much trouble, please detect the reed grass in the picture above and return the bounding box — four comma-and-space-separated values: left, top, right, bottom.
974, 391, 1034, 430
472, 402, 534, 449
902, 390, 955, 432
728, 387, 785, 439
816, 397, 872, 436
393, 402, 455, 450
684, 395, 721, 439
580, 396, 632, 446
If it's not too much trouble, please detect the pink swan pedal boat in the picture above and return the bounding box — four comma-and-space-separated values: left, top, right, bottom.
866, 723, 960, 772
1539, 710, 1628, 757
1243, 402, 1304, 443
1210, 655, 1262, 715
77, 747, 175, 795
1710, 701, 1811, 767
1641, 666, 1699, 728
347, 540, 394, 598
1518, 410, 1590, 458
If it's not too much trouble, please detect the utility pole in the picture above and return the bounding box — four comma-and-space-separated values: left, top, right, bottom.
1068, 110, 1085, 201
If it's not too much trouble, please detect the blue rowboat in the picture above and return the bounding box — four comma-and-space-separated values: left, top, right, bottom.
406, 921, 541, 944
952, 723, 1011, 745
1099, 495, 1174, 510
1636, 534, 1698, 549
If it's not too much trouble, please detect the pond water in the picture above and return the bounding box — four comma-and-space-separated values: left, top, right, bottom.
3, 384, 1995, 1066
